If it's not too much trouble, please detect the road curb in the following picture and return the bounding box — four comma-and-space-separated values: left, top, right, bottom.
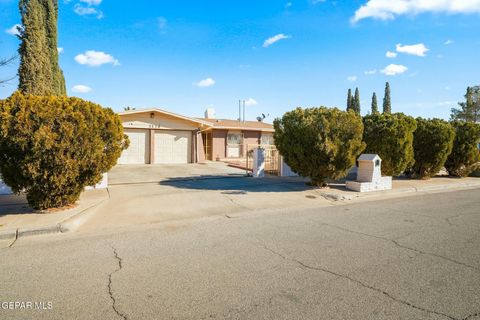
0, 229, 17, 241
0, 192, 109, 241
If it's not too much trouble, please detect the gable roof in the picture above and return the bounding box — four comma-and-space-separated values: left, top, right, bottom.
197, 118, 274, 132
119, 108, 212, 126
358, 154, 381, 162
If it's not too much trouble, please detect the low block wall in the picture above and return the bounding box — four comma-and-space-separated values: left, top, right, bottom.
346, 176, 392, 192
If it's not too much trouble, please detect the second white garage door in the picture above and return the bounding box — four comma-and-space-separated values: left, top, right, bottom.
154, 131, 192, 164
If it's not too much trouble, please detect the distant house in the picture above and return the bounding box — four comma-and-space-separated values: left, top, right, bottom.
117, 108, 274, 164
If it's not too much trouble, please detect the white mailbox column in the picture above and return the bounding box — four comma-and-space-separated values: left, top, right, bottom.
252, 148, 265, 178
346, 154, 392, 192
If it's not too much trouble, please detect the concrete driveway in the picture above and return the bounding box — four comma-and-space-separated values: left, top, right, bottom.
108, 162, 247, 185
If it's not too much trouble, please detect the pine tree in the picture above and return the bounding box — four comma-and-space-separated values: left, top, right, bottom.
353, 87, 361, 114
347, 89, 353, 112
18, 0, 66, 96
371, 92, 378, 114
383, 82, 391, 114
450, 86, 480, 123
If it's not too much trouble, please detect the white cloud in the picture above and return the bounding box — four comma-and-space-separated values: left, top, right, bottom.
73, 0, 103, 18
352, 0, 480, 23
74, 50, 120, 67
381, 64, 408, 76
263, 33, 291, 48
57, 47, 64, 54
244, 98, 258, 106
347, 75, 357, 82
74, 4, 103, 18
444, 39, 454, 45
396, 43, 429, 57
386, 51, 397, 58
195, 78, 216, 88
437, 100, 456, 106
71, 85, 92, 93
364, 69, 377, 75
79, 0, 102, 5
5, 24, 21, 36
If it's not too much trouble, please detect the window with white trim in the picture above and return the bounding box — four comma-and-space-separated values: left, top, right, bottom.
227, 133, 242, 145
261, 133, 274, 145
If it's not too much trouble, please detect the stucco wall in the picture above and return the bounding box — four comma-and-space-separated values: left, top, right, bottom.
212, 129, 228, 160
243, 131, 261, 148
242, 131, 261, 157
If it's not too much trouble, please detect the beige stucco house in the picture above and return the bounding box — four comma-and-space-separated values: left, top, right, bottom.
117, 108, 274, 165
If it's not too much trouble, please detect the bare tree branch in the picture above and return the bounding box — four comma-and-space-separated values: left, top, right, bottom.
0, 55, 17, 67
0, 55, 18, 85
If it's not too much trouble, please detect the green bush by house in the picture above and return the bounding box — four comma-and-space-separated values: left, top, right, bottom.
409, 118, 455, 179
445, 121, 480, 177
363, 113, 417, 176
0, 92, 128, 210
274, 107, 365, 186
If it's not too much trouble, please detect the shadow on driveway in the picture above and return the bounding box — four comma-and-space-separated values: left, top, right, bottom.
159, 175, 315, 193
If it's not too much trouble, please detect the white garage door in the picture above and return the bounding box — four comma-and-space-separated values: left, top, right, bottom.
154, 131, 191, 164
118, 130, 149, 164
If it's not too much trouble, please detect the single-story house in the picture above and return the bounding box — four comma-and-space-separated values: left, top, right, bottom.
117, 108, 274, 165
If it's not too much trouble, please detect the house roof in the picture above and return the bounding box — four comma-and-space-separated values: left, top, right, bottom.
358, 154, 381, 162
197, 118, 275, 132
118, 108, 212, 126
118, 108, 274, 132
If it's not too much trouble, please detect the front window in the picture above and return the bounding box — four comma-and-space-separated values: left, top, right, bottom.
261, 134, 274, 145
227, 133, 242, 145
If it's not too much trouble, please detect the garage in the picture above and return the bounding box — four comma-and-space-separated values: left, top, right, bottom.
154, 130, 192, 164
118, 129, 149, 164
117, 108, 213, 165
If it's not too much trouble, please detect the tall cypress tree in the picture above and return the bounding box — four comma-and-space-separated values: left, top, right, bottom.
353, 87, 361, 114
18, 0, 66, 96
347, 89, 353, 112
371, 92, 378, 114
383, 82, 391, 114
45, 0, 66, 94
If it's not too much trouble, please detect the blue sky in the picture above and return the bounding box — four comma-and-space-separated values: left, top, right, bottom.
1, 0, 480, 121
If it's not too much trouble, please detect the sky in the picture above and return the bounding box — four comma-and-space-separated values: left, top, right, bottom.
1, 0, 480, 122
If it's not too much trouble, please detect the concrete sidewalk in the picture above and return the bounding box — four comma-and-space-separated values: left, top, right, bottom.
0, 188, 109, 242
78, 175, 480, 234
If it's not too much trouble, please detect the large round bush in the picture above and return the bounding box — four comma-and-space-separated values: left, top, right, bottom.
0, 92, 128, 210
363, 113, 417, 176
410, 118, 455, 179
445, 121, 480, 177
274, 107, 365, 186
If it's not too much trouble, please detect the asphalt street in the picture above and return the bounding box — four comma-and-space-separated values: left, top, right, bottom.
0, 188, 479, 320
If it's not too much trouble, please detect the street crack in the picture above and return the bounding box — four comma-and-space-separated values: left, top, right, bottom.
108, 246, 127, 320
221, 193, 251, 211
309, 219, 480, 273
260, 244, 457, 320
463, 312, 480, 320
